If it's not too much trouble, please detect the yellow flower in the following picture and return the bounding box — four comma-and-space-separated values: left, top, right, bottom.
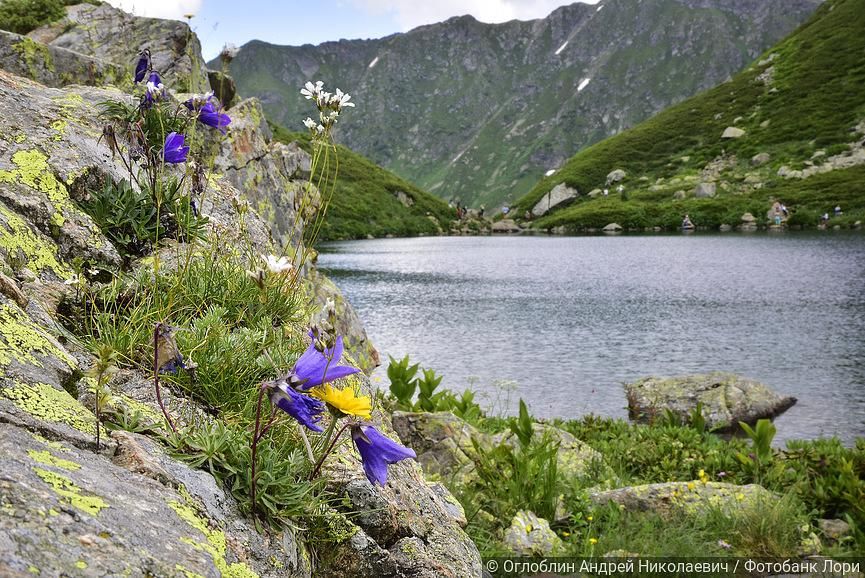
699, 469, 709, 485
589, 538, 598, 545
587, 515, 593, 522
735, 493, 745, 501
312, 384, 372, 419
687, 481, 696, 491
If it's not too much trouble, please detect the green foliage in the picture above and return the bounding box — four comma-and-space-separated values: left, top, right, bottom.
80, 177, 206, 262
387, 354, 419, 406
515, 0, 865, 230
509, 399, 533, 449
469, 430, 560, 523
738, 418, 777, 466
386, 355, 484, 421
415, 368, 443, 412
270, 124, 455, 240
0, 0, 64, 35
168, 420, 321, 524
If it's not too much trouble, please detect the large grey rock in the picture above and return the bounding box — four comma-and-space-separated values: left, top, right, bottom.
503, 511, 562, 556
751, 152, 771, 166
606, 169, 627, 184
693, 182, 717, 198
0, 30, 125, 88
590, 481, 778, 518
29, 2, 208, 92
0, 422, 308, 577
721, 126, 746, 139
391, 411, 483, 483
321, 406, 482, 578
532, 182, 579, 217
625, 372, 796, 431
602, 222, 623, 232
491, 219, 522, 233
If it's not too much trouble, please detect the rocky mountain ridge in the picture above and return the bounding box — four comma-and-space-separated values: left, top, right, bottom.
226, 0, 821, 208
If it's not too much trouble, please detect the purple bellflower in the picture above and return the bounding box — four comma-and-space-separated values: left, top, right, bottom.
143, 71, 166, 108
134, 49, 151, 83
268, 377, 325, 432
351, 425, 416, 486
163, 132, 189, 164
184, 94, 231, 134
291, 333, 360, 391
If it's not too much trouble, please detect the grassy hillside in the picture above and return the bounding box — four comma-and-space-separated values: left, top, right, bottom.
270, 124, 455, 241
514, 0, 865, 231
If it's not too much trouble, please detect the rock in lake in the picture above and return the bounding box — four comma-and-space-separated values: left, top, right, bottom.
624, 372, 796, 431
602, 222, 623, 233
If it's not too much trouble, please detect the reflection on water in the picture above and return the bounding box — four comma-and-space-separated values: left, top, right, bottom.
318, 233, 865, 443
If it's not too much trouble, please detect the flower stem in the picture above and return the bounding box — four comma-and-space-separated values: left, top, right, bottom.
309, 421, 352, 481
250, 383, 267, 521
153, 323, 177, 433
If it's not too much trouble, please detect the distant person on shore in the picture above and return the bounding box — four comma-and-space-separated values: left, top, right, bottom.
479, 205, 485, 218
835, 205, 842, 216
822, 212, 830, 224
682, 214, 694, 229
781, 203, 788, 218
603, 188, 608, 196
502, 205, 510, 216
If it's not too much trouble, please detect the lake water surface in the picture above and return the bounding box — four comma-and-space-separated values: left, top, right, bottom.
318, 233, 865, 443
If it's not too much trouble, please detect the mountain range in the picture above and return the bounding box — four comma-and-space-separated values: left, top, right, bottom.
223, 0, 821, 208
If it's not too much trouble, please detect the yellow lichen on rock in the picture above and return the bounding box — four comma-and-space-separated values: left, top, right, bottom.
168, 498, 259, 578
33, 467, 107, 516
0, 205, 70, 277
1, 381, 100, 436
0, 149, 75, 228
27, 449, 80, 471
0, 303, 77, 370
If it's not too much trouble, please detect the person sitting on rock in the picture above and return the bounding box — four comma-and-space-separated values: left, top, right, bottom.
682, 214, 694, 229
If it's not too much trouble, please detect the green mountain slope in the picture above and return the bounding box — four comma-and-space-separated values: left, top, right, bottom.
513, 0, 865, 230
221, 0, 819, 209
269, 124, 455, 240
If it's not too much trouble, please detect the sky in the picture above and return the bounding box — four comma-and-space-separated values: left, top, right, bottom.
104, 0, 600, 60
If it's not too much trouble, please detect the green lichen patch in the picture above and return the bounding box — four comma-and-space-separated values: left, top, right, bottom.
33, 467, 107, 516
30, 432, 71, 453
1, 380, 100, 437
168, 499, 259, 578
0, 205, 70, 277
12, 37, 53, 79
27, 449, 80, 471
0, 303, 77, 370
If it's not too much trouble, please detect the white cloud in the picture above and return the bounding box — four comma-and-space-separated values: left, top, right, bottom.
104, 0, 203, 21
349, 0, 599, 31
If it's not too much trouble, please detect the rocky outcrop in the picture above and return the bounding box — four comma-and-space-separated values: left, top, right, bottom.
0, 14, 474, 576
693, 182, 717, 198
602, 222, 623, 232
532, 182, 579, 217
0, 30, 125, 88
625, 372, 796, 431
29, 2, 208, 92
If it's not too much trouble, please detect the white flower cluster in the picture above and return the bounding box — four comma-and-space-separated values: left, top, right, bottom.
300, 80, 355, 136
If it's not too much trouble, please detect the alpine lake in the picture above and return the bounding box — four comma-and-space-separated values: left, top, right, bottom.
318, 232, 865, 444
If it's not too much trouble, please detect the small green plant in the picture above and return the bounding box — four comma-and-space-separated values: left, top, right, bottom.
416, 367, 444, 412
387, 354, 419, 407
509, 399, 534, 448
